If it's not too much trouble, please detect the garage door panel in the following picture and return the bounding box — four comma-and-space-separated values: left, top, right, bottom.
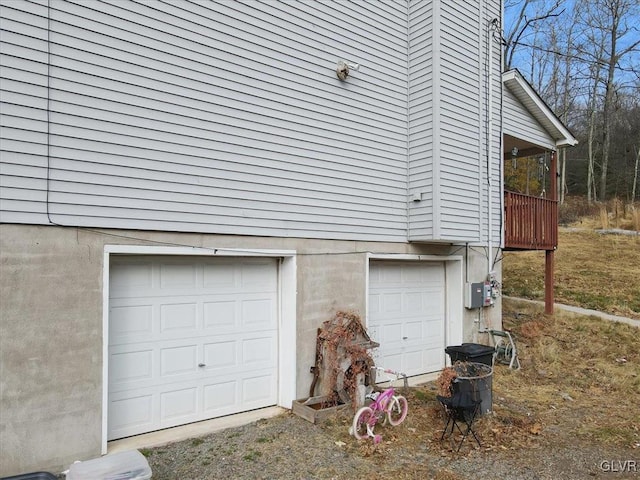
375, 351, 403, 373
202, 259, 277, 292
110, 262, 153, 293
242, 374, 276, 404
405, 292, 424, 312
240, 261, 278, 288
381, 293, 402, 312
203, 301, 236, 329
160, 344, 198, 377
108, 256, 279, 440
381, 267, 402, 283
405, 320, 423, 340
369, 293, 381, 314
203, 380, 237, 413
425, 321, 444, 341
160, 387, 198, 421
160, 263, 197, 289
203, 263, 237, 288
369, 261, 446, 376
160, 303, 197, 332
424, 340, 443, 351
425, 348, 443, 368
381, 322, 403, 345
203, 340, 237, 369
402, 264, 425, 282
404, 350, 423, 370
242, 298, 276, 328
110, 304, 153, 341
109, 394, 153, 433
110, 369, 278, 439
110, 349, 153, 385
242, 336, 276, 365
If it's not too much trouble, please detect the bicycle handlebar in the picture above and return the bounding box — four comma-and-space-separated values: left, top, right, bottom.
371, 366, 409, 389
372, 366, 406, 378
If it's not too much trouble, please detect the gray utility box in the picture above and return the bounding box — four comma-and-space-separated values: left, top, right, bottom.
465, 282, 491, 308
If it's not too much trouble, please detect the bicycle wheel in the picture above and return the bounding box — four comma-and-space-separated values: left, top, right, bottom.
386, 395, 408, 426
351, 406, 374, 440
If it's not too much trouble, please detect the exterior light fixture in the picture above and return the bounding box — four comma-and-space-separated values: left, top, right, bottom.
336, 61, 360, 80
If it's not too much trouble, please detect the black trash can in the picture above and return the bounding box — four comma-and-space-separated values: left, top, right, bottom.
445, 342, 495, 366
1, 473, 57, 480
452, 361, 493, 415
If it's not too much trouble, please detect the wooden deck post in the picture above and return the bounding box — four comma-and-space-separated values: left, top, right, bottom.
544, 150, 558, 314
545, 249, 554, 314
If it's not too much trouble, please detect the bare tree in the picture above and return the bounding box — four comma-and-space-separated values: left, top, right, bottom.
546, 15, 581, 204
503, 0, 564, 71
572, 0, 640, 201
586, 74, 602, 203
633, 145, 639, 201
504, 0, 640, 201
582, 8, 606, 202
615, 91, 640, 201
597, 1, 640, 200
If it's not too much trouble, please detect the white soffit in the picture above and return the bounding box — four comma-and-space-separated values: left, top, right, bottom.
503, 69, 578, 148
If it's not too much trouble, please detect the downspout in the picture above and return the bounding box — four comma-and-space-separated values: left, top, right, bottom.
499, 12, 505, 252
405, 1, 411, 241
487, 18, 493, 278
487, 17, 500, 278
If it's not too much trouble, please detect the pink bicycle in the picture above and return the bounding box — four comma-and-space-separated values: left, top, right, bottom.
349, 367, 409, 443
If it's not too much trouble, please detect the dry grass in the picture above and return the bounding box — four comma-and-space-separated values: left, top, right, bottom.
559, 196, 639, 230
499, 298, 640, 446
503, 228, 640, 319
325, 297, 639, 461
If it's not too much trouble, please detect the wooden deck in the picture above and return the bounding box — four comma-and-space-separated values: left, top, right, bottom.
504, 191, 558, 251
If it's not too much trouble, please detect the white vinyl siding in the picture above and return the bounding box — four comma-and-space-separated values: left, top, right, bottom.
2, 0, 506, 246
408, 0, 501, 243
0, 1, 50, 224
408, 0, 435, 238
438, 1, 482, 242
503, 87, 556, 151
1, 0, 408, 241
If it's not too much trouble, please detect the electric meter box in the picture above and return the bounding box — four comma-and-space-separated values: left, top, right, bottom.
465, 282, 492, 308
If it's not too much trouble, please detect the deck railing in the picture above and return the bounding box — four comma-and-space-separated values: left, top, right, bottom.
504, 191, 558, 250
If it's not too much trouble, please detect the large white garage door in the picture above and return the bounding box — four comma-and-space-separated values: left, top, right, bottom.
368, 261, 446, 376
108, 256, 279, 440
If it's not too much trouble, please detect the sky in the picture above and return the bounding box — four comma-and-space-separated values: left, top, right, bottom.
503, 0, 639, 92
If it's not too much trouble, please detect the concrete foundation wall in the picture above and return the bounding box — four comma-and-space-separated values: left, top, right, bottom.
462, 248, 504, 345
1, 225, 104, 475
0, 224, 500, 475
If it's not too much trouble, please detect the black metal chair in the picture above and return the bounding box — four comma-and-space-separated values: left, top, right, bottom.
436, 382, 482, 452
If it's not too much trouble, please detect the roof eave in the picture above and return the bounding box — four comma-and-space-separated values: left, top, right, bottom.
503, 69, 578, 149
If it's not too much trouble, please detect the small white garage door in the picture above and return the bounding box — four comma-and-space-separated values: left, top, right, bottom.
368, 261, 446, 376
108, 256, 279, 440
